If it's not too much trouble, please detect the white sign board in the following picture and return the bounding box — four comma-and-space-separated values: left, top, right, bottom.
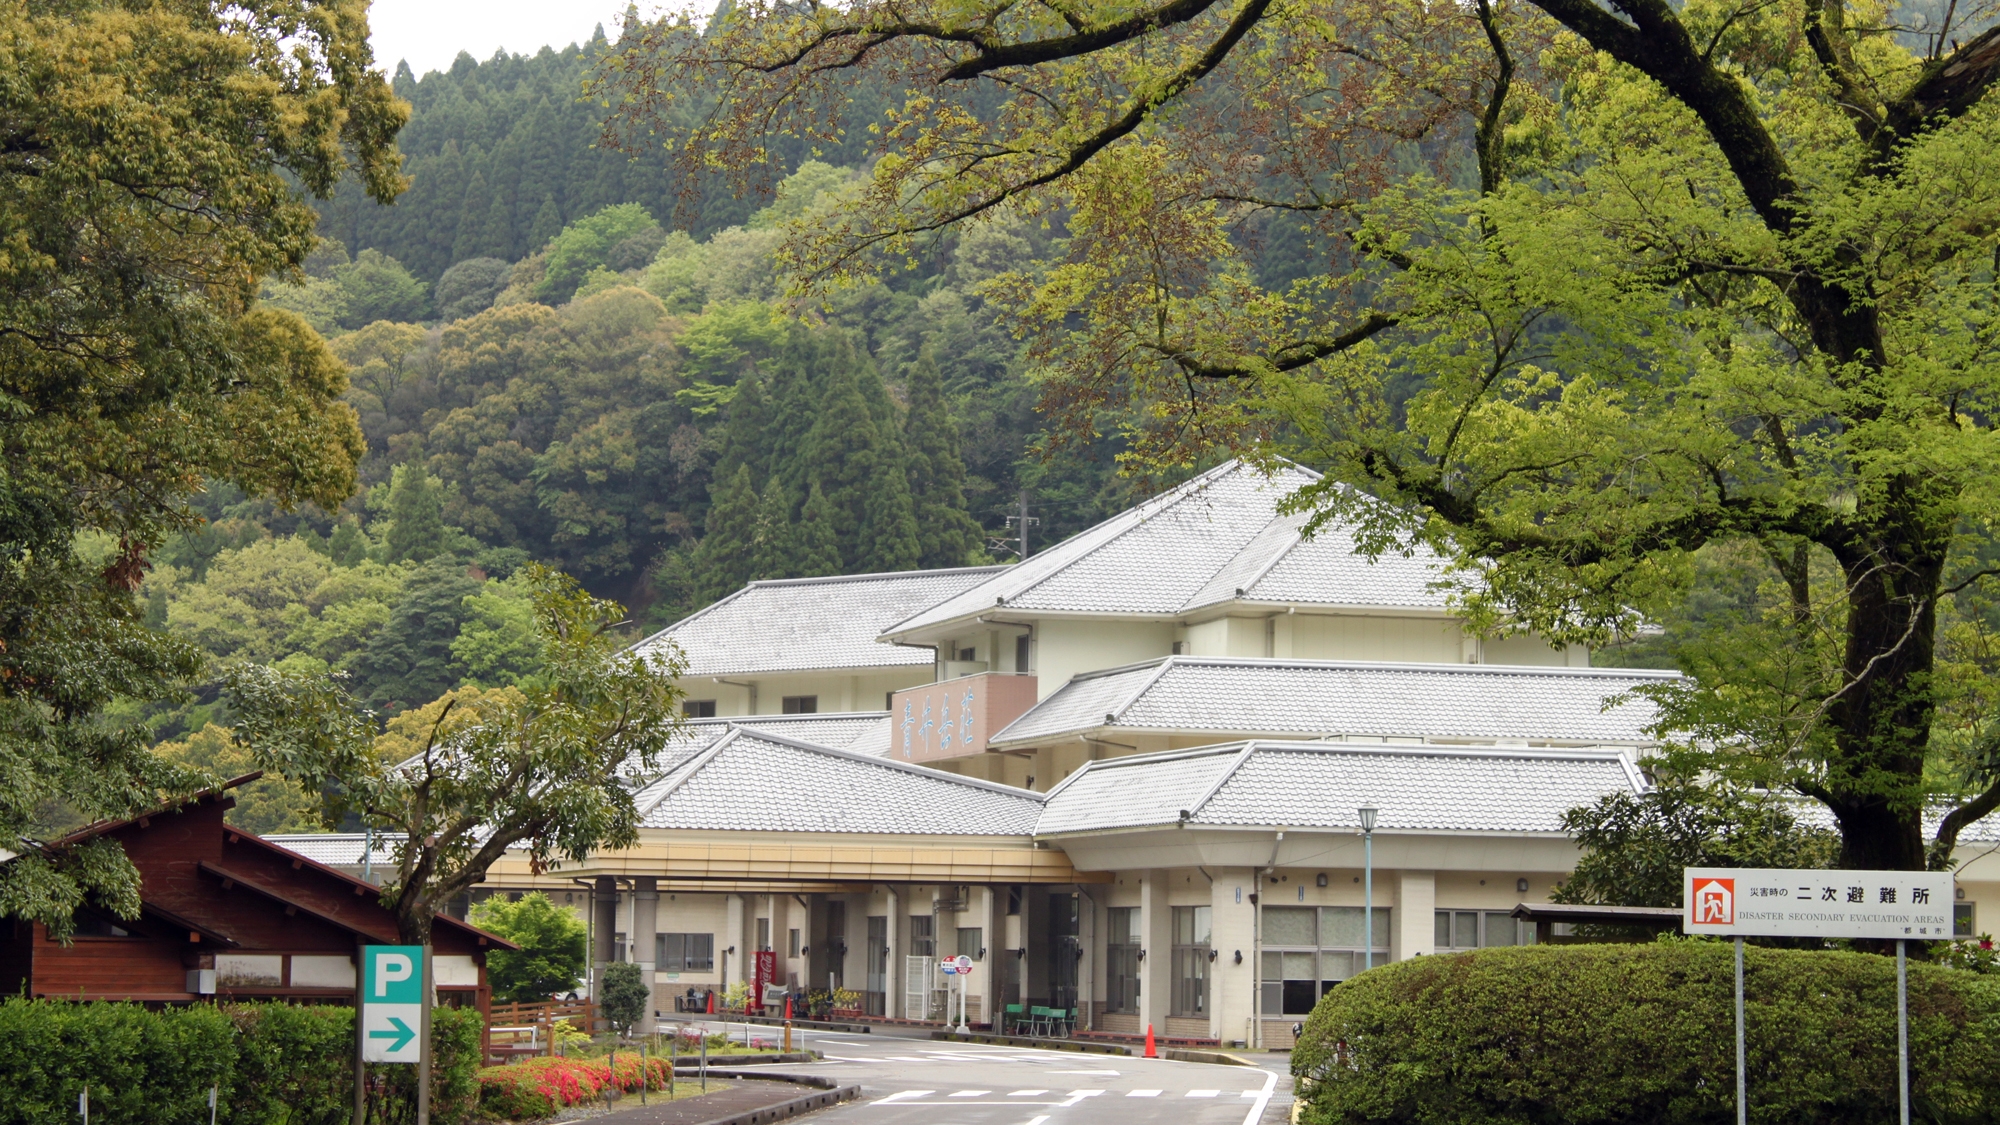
1683, 868, 1954, 940
361, 945, 426, 1063
953, 954, 973, 974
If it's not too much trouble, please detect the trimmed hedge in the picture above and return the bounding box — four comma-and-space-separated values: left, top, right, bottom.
0, 999, 482, 1125
475, 1054, 673, 1120
1293, 942, 2000, 1125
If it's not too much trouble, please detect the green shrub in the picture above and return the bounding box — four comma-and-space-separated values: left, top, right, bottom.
0, 1000, 482, 1125
0, 998, 234, 1125
475, 1054, 671, 1120
1293, 942, 2000, 1125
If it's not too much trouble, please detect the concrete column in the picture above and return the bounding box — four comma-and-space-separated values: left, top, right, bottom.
632, 876, 659, 1034
885, 886, 902, 1018
591, 876, 617, 1000
724, 893, 747, 996
1020, 884, 1047, 1008
1138, 870, 1172, 1036
1393, 870, 1436, 962
1209, 870, 1254, 1047
977, 885, 1002, 1027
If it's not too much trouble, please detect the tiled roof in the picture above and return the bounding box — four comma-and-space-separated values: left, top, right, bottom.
652, 712, 893, 766
1036, 742, 1647, 835
882, 461, 1454, 637
633, 567, 1004, 677
990, 657, 1674, 747
259, 834, 399, 867
638, 728, 1043, 836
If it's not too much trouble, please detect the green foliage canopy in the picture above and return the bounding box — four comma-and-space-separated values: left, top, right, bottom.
469, 891, 588, 1003
223, 565, 686, 943
0, 0, 402, 936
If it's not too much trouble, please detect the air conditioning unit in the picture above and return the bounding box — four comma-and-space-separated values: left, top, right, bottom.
186, 969, 217, 995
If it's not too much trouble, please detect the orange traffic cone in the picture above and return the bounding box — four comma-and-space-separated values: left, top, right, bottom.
784, 995, 793, 1020
1144, 1024, 1157, 1058
706, 991, 716, 1015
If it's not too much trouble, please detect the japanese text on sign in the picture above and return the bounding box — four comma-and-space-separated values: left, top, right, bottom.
1683, 868, 1954, 939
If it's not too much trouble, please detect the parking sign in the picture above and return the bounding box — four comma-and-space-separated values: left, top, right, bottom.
361, 945, 426, 1063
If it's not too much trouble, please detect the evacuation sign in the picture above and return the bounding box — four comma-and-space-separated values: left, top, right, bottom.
1682, 868, 1955, 940
361, 945, 425, 1063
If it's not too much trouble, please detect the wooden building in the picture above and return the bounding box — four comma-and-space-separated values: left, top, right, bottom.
0, 777, 511, 1054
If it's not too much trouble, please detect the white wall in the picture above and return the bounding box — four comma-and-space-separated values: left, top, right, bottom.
676, 667, 926, 717
1032, 618, 1176, 701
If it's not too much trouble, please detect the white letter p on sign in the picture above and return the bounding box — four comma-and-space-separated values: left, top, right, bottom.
375, 953, 413, 996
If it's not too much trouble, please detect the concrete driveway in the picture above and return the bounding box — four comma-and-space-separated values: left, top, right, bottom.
680, 1022, 1295, 1125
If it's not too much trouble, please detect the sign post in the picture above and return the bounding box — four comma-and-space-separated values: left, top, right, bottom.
1684, 867, 1952, 1125
948, 955, 973, 1033
359, 945, 431, 1125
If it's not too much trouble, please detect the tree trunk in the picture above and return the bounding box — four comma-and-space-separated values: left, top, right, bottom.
1824, 502, 1947, 871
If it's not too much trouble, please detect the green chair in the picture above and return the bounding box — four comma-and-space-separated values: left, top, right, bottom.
1048, 1007, 1071, 1038
1002, 1003, 1025, 1035
1028, 1005, 1052, 1036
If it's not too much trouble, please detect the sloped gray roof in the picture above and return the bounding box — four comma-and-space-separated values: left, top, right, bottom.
260, 834, 397, 867
634, 567, 1004, 677
638, 728, 1043, 835
1036, 742, 1647, 835
882, 461, 1454, 638
991, 657, 1675, 747
665, 712, 892, 758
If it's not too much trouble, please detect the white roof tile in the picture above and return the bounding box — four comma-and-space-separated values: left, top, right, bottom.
259, 834, 399, 866
639, 728, 1043, 835
882, 461, 1455, 638
635, 567, 1003, 677
1037, 741, 1646, 835
992, 657, 1674, 747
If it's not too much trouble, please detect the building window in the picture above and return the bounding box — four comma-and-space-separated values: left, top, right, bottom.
1107, 907, 1141, 1014
1015, 634, 1030, 672
1261, 907, 1391, 1015
684, 699, 717, 718
957, 926, 983, 960
1171, 905, 1211, 1017
756, 917, 771, 952
657, 933, 714, 972
910, 915, 935, 958
1955, 903, 1976, 938
1171, 640, 1188, 655
955, 647, 976, 662
1434, 910, 1526, 950
782, 695, 817, 714
789, 928, 801, 958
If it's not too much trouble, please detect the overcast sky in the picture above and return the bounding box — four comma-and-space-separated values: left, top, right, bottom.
369, 0, 639, 78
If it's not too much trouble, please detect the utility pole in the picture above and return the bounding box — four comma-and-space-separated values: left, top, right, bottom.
995, 491, 1040, 561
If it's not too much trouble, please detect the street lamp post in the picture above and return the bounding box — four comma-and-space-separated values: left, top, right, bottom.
1359, 807, 1378, 972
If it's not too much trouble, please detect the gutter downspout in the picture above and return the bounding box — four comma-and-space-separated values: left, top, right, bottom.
713, 677, 757, 714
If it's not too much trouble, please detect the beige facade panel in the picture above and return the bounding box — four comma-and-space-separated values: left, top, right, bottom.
569, 838, 1108, 884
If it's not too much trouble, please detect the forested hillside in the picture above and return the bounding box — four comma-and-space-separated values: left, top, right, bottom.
132, 39, 1142, 767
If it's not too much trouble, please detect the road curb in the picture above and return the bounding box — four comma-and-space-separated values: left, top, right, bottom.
1162, 1048, 1262, 1067
675, 1073, 859, 1125
927, 1030, 1133, 1055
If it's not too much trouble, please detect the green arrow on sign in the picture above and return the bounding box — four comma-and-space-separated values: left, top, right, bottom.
369, 1017, 415, 1053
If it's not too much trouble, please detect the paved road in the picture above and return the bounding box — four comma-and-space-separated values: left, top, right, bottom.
673, 1020, 1295, 1125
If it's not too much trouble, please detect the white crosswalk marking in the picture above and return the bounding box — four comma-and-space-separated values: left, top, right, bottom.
874, 1090, 933, 1103
1128, 1089, 1162, 1097
1008, 1089, 1048, 1096
948, 1090, 989, 1097
1188, 1090, 1221, 1097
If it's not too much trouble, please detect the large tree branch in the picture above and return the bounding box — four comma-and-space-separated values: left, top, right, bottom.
1528, 0, 1800, 234
1871, 25, 2000, 169
1161, 313, 1398, 378
939, 0, 1229, 80
1933, 767, 2000, 869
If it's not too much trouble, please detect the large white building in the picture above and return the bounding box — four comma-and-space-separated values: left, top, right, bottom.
410, 459, 1998, 1048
